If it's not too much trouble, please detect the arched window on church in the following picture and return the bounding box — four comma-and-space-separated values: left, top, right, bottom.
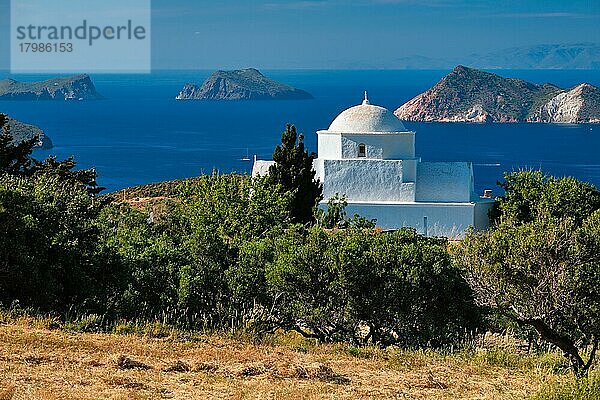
358, 143, 366, 157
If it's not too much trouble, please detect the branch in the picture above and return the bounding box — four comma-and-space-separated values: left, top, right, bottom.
293, 325, 322, 340
517, 317, 585, 375
584, 339, 598, 373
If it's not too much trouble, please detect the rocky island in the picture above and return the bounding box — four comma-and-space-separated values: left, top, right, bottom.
175, 68, 313, 100
395, 65, 600, 123
0, 75, 102, 101
2, 114, 52, 149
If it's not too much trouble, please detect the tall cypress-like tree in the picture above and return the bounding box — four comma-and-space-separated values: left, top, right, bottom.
267, 124, 322, 224
0, 114, 37, 175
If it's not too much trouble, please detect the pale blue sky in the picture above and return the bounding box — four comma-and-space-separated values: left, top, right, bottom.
1, 0, 599, 70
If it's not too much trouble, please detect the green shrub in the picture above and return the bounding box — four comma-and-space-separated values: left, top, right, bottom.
63, 314, 105, 333
530, 371, 600, 400
267, 227, 482, 346
0, 173, 116, 311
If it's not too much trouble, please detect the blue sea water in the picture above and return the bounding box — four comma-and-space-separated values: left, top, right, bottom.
0, 69, 599, 194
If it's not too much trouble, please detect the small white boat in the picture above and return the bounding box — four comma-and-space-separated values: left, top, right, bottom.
241, 148, 251, 161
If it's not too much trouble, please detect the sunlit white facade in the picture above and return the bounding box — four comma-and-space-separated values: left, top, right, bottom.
253, 93, 494, 237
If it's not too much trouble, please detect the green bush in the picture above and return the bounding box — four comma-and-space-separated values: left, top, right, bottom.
97, 202, 185, 320
99, 179, 480, 348
0, 173, 116, 311
266, 227, 481, 346
491, 170, 600, 225
96, 173, 293, 331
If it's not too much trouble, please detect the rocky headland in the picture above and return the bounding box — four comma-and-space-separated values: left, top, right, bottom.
0, 75, 102, 101
3, 115, 53, 149
395, 66, 600, 123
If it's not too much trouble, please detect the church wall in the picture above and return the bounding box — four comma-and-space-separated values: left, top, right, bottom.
341, 202, 478, 238
251, 160, 275, 178
340, 133, 415, 160
403, 159, 417, 182
474, 199, 495, 231
317, 132, 342, 159
416, 162, 473, 202
318, 159, 416, 202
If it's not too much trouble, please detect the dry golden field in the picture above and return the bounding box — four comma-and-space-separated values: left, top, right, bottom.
0, 318, 572, 400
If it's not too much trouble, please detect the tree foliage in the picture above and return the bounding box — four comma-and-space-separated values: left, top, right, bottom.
32, 156, 104, 195
267, 124, 322, 224
265, 227, 480, 346
0, 114, 37, 175
317, 193, 376, 229
0, 114, 103, 194
458, 170, 600, 376
96, 173, 293, 328
0, 173, 115, 310
491, 169, 600, 225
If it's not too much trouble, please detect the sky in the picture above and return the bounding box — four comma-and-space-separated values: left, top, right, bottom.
1, 0, 599, 70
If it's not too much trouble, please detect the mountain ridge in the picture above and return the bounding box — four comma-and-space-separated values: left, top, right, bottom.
391, 43, 600, 70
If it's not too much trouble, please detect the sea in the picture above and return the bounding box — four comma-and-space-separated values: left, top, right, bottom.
0, 69, 599, 195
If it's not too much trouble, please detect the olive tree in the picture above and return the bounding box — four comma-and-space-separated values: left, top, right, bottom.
267, 227, 480, 346
457, 170, 600, 377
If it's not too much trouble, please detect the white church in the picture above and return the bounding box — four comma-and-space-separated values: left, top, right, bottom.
253, 93, 495, 238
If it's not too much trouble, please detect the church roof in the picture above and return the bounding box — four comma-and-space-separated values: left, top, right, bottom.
326, 92, 407, 133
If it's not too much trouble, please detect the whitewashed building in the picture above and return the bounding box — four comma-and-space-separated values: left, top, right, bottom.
253, 93, 495, 237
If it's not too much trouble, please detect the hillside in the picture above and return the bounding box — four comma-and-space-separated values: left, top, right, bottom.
394, 66, 600, 123
0, 318, 576, 400
0, 75, 102, 101
175, 68, 313, 100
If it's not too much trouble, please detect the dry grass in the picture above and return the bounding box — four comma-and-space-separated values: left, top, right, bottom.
0, 322, 570, 400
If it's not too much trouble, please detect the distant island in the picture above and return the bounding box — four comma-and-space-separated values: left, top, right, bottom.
391, 43, 600, 70
0, 75, 102, 101
175, 68, 313, 100
395, 66, 600, 123
4, 115, 52, 149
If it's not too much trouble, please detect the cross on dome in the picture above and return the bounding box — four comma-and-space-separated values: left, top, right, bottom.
362, 90, 370, 105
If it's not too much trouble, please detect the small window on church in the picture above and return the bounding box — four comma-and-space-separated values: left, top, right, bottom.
358, 143, 366, 157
